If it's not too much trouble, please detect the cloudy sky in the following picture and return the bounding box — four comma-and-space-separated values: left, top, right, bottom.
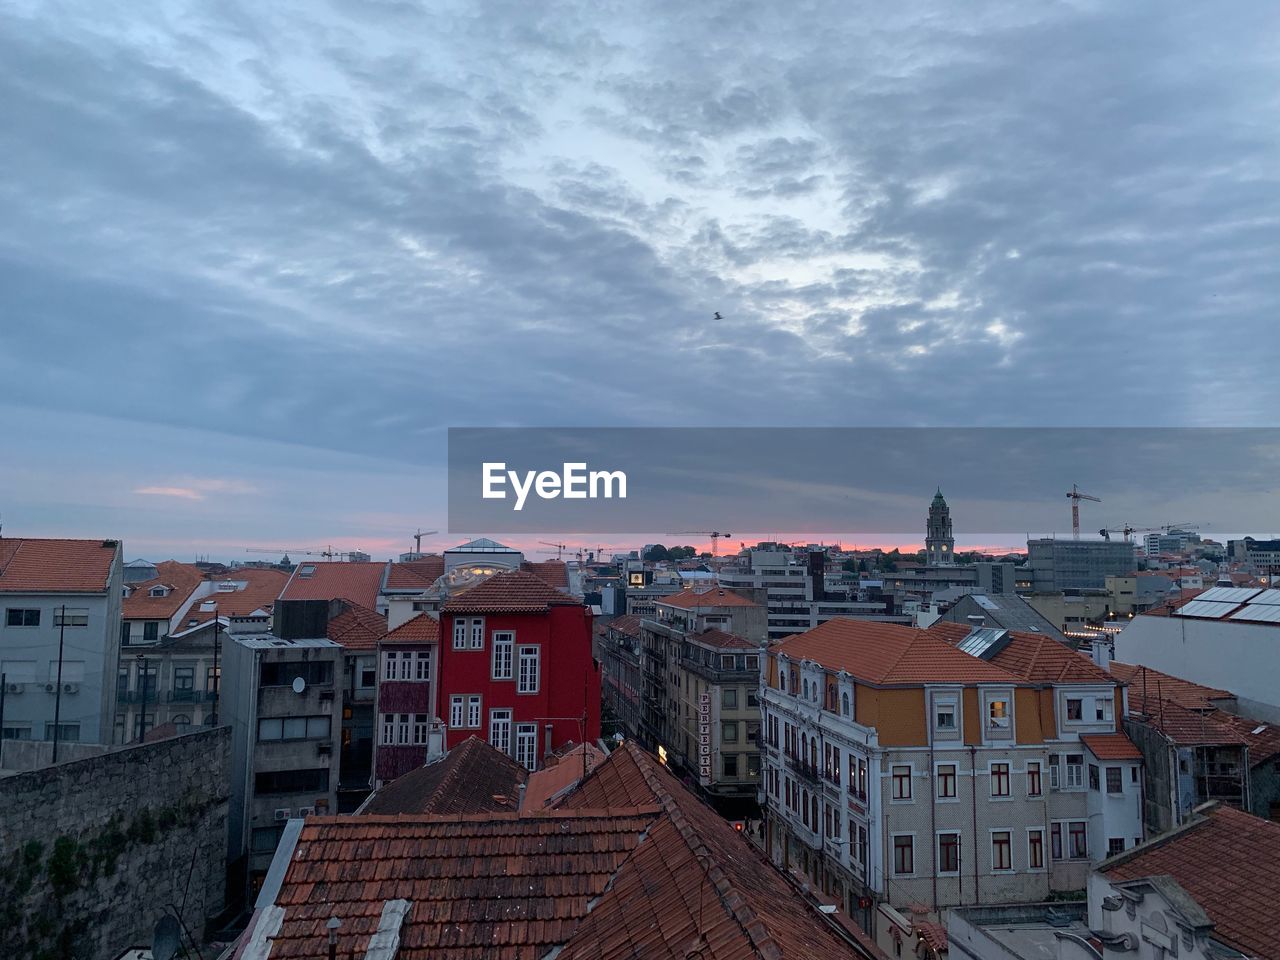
1, 0, 1277, 560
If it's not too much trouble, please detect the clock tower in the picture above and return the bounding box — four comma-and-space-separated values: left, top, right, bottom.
926, 488, 954, 566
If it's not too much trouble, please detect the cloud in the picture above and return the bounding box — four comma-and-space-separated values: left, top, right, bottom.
134, 487, 205, 501
1, 0, 1278, 554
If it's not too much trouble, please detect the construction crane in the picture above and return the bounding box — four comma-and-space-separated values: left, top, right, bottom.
1065, 485, 1100, 539
1098, 525, 1156, 542
412, 529, 438, 554
669, 531, 732, 556
245, 546, 364, 561
539, 541, 570, 560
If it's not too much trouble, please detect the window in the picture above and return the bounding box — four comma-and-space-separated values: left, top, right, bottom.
1028, 829, 1044, 869
382, 713, 395, 745
52, 608, 89, 627
206, 665, 220, 696
747, 689, 758, 708
988, 698, 1010, 730
45, 722, 80, 742
936, 763, 957, 799
143, 621, 159, 643
490, 709, 512, 754
745, 655, 759, 670
469, 618, 485, 650
841, 691, 850, 716
452, 619, 467, 649
397, 713, 411, 744
1068, 821, 1088, 859
1089, 764, 1100, 791
746, 721, 760, 743
5, 609, 40, 627
1106, 767, 1123, 794
254, 768, 329, 794
466, 695, 481, 728
259, 716, 331, 741
121, 622, 131, 645
3, 722, 32, 741
517, 646, 540, 693
991, 762, 1010, 797
413, 715, 430, 745
492, 633, 514, 679
383, 651, 400, 681
1107, 837, 1125, 856
1064, 754, 1084, 788
938, 833, 960, 874
259, 661, 333, 687
449, 695, 465, 728
723, 687, 738, 709
723, 754, 738, 778
251, 826, 286, 853
1095, 697, 1114, 722
992, 831, 1012, 871
935, 701, 957, 731
515, 723, 537, 770
1066, 697, 1083, 721
891, 765, 912, 801
892, 835, 914, 875
1027, 761, 1042, 797
722, 721, 738, 743
747, 754, 761, 777
1051, 823, 1063, 861
173, 665, 195, 695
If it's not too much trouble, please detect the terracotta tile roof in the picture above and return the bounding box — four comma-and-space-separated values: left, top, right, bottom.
555, 742, 867, 960
362, 737, 527, 816
1102, 805, 1280, 959
914, 921, 947, 953
690, 628, 756, 650
442, 570, 581, 614
1081, 732, 1143, 761
521, 560, 570, 589
280, 561, 387, 609
122, 560, 206, 619
603, 614, 643, 638
1208, 712, 1280, 765
326, 601, 386, 651
269, 808, 661, 960
658, 586, 761, 610
521, 742, 608, 811
0, 537, 119, 593
1109, 662, 1235, 711
553, 740, 661, 810
1130, 699, 1248, 746
380, 613, 441, 646
174, 568, 289, 632
927, 621, 1115, 684
384, 557, 445, 591
259, 740, 876, 960
777, 619, 1020, 686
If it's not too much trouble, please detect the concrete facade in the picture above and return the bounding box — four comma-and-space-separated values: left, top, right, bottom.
1028, 538, 1136, 592
0, 542, 123, 745
0, 727, 230, 960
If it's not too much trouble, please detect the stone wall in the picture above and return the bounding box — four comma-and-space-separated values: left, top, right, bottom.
0, 726, 230, 960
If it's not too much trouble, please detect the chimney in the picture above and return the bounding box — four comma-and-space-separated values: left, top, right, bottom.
966, 614, 985, 626
1092, 639, 1113, 670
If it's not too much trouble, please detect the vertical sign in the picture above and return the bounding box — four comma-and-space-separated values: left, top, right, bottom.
698, 691, 712, 786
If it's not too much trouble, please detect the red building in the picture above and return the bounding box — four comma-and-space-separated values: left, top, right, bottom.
372, 613, 441, 786
437, 570, 599, 770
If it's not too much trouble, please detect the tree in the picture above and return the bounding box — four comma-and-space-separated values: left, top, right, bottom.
644, 544, 669, 562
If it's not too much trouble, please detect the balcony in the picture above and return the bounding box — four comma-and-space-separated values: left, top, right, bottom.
786, 754, 820, 785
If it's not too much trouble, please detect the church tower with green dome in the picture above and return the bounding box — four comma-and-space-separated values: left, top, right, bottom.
926, 488, 954, 566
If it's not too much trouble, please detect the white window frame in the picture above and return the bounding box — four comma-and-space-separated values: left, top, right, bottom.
515, 722, 538, 770
383, 651, 399, 681
1027, 827, 1046, 871
449, 695, 464, 728
414, 650, 431, 682
890, 832, 916, 877
452, 619, 467, 650
936, 830, 961, 876
1095, 696, 1114, 722
396, 713, 411, 745
1064, 753, 1085, 789
990, 829, 1014, 873
890, 764, 913, 802
1027, 760, 1043, 797
381, 713, 395, 745
517, 645, 540, 694
990, 761, 1012, 799
492, 632, 515, 680
935, 762, 958, 801
412, 714, 430, 745
469, 618, 485, 650
466, 695, 482, 728
490, 708, 512, 754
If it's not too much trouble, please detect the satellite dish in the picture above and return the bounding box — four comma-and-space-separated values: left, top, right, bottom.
151, 915, 181, 960
292, 676, 306, 694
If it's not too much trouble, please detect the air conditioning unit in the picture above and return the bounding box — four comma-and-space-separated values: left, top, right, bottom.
297, 806, 315, 818
273, 808, 291, 822
44, 682, 57, 693
63, 683, 79, 694
316, 741, 333, 755
5, 682, 23, 694
318, 688, 335, 701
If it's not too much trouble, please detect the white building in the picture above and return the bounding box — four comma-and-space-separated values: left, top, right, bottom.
0, 537, 123, 745
760, 618, 1143, 953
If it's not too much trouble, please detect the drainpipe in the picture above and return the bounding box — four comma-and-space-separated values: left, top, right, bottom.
929, 737, 937, 914
969, 744, 979, 904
